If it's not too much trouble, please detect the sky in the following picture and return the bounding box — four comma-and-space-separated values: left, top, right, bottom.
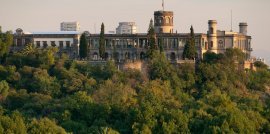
0, 0, 270, 64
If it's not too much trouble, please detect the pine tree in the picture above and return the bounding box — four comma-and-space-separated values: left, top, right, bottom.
146, 19, 157, 59
79, 33, 88, 59
183, 26, 196, 60
99, 23, 106, 60
159, 38, 164, 53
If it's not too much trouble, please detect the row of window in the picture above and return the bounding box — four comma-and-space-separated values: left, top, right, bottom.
35, 41, 71, 48
89, 38, 199, 48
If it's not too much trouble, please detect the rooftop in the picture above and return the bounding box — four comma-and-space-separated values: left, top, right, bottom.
25, 31, 81, 35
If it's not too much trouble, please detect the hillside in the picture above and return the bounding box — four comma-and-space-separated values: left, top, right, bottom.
1, 32, 270, 133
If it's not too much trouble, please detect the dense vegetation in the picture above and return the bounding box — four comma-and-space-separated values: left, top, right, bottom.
0, 28, 270, 134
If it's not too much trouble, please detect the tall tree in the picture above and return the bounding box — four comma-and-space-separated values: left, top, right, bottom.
183, 26, 196, 60
0, 30, 13, 63
79, 33, 88, 59
146, 19, 157, 59
159, 38, 164, 53
99, 23, 106, 60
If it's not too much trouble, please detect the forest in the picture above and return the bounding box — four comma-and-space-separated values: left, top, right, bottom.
1, 27, 270, 134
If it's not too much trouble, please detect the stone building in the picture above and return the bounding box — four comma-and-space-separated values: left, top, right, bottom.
86, 10, 252, 62
11, 10, 252, 62
12, 29, 80, 58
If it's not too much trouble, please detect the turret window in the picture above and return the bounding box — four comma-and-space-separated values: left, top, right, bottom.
210, 27, 214, 34
166, 18, 169, 24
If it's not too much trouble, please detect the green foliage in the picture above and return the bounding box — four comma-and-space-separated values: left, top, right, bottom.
99, 23, 106, 59
93, 80, 137, 106
247, 69, 270, 91
28, 118, 66, 134
203, 51, 224, 63
146, 19, 157, 59
5, 47, 57, 69
254, 61, 268, 70
158, 38, 164, 53
0, 110, 27, 134
20, 43, 35, 55
183, 26, 196, 60
148, 51, 184, 91
0, 31, 13, 59
224, 48, 245, 64
18, 66, 61, 96
79, 33, 88, 59
0, 80, 9, 100
0, 35, 270, 133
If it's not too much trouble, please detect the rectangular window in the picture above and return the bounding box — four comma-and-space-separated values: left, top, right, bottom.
59, 41, 64, 48
43, 41, 48, 48
51, 41, 56, 47
66, 41, 71, 48
36, 41, 40, 48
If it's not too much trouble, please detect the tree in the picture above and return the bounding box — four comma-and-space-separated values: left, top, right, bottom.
0, 30, 13, 62
79, 33, 88, 59
20, 43, 35, 55
99, 23, 106, 60
0, 80, 9, 100
203, 51, 224, 63
183, 26, 196, 60
254, 61, 268, 70
146, 19, 157, 59
0, 111, 27, 134
28, 118, 66, 134
159, 38, 164, 53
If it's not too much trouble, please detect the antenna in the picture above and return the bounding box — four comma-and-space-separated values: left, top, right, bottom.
230, 10, 233, 32
162, 0, 164, 11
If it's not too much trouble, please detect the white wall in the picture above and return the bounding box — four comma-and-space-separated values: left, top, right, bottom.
33, 38, 74, 48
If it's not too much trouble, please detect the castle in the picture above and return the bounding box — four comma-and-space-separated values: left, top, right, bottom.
11, 10, 252, 63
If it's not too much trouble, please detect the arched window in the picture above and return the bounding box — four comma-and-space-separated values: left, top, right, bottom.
170, 52, 176, 61
166, 18, 169, 24
93, 52, 98, 60
140, 52, 145, 60
105, 52, 109, 60
210, 27, 214, 34
210, 41, 213, 48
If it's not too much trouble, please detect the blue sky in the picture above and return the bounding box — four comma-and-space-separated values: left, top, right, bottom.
0, 0, 269, 64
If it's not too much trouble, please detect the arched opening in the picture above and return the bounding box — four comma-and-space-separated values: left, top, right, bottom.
140, 52, 145, 60
170, 52, 176, 61
113, 52, 120, 61
93, 52, 98, 60
125, 52, 131, 60
105, 52, 109, 60
210, 41, 213, 48
210, 27, 214, 34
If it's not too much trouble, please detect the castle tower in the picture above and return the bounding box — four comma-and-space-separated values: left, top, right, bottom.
239, 22, 248, 35
154, 11, 174, 33
207, 20, 218, 53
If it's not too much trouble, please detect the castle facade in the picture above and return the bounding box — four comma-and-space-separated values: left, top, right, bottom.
11, 10, 252, 62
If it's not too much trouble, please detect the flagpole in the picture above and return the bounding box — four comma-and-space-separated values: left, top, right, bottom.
162, 0, 164, 11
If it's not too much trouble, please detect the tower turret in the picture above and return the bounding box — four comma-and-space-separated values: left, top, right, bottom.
239, 22, 248, 35
207, 20, 218, 53
154, 11, 174, 33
